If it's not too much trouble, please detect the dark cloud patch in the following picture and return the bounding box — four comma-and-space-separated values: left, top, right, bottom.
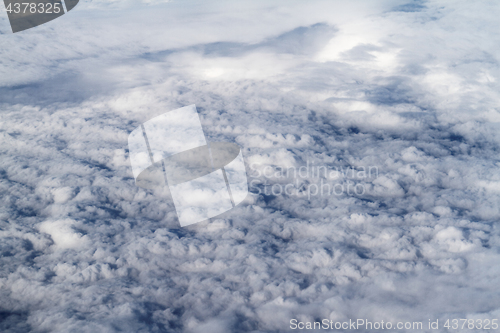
390, 0, 427, 13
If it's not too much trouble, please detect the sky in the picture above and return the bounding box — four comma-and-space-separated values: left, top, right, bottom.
1, 0, 500, 332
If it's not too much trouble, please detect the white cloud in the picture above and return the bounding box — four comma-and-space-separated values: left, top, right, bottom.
1, 0, 500, 331
37, 219, 89, 249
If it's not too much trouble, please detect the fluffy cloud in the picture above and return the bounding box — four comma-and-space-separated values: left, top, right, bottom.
1, 0, 500, 332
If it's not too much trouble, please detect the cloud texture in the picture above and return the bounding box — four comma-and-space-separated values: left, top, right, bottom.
1, 0, 500, 332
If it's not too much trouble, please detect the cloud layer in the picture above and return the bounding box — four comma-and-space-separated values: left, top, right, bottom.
1, 0, 500, 332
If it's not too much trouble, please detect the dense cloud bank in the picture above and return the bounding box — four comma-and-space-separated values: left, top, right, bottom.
1, 0, 500, 332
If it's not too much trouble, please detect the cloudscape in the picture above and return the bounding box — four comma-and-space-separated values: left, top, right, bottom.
1, 0, 500, 332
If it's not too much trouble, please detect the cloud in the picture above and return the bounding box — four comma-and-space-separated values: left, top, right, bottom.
37, 219, 89, 249
1, 0, 500, 332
